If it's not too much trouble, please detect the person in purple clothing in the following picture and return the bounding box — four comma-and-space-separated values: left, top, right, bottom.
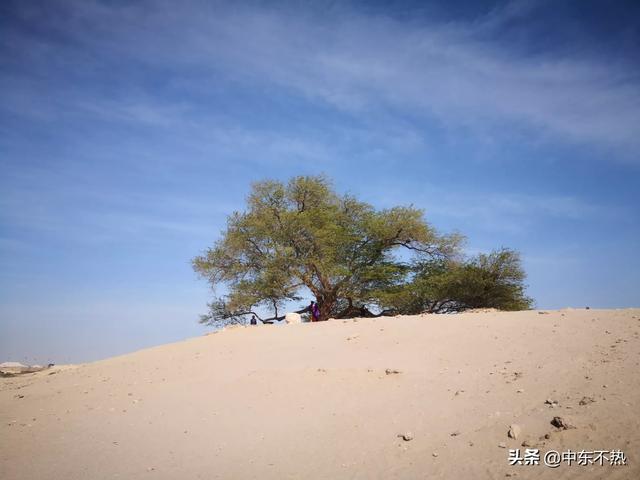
310, 301, 320, 322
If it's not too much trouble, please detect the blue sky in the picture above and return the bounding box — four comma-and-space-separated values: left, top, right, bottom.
1, 0, 639, 364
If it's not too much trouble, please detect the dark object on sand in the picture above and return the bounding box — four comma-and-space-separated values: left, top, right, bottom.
551, 416, 574, 430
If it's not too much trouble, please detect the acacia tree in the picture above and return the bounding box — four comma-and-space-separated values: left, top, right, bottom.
192, 175, 462, 324
373, 248, 533, 314
438, 248, 533, 311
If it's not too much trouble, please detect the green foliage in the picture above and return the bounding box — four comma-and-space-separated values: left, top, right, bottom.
193, 175, 463, 323
442, 248, 533, 311
375, 248, 533, 313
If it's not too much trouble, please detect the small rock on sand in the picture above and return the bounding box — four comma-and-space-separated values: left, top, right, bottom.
385, 369, 401, 375
550, 416, 575, 430
284, 312, 302, 324
398, 432, 413, 441
579, 396, 596, 406
498, 442, 507, 448
508, 424, 521, 439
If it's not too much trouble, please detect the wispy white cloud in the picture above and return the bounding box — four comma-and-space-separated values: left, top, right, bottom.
4, 1, 639, 160
374, 183, 616, 236
477, 0, 545, 31
431, 192, 616, 233
0, 165, 234, 246
2, 1, 640, 161
106, 0, 637, 157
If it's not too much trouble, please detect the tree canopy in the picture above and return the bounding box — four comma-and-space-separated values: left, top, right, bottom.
193, 175, 532, 324
375, 248, 532, 314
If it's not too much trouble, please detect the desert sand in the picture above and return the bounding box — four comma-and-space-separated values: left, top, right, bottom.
1, 308, 639, 479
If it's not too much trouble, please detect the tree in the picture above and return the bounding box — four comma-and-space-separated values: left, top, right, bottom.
192, 175, 462, 324
440, 248, 533, 311
374, 248, 533, 313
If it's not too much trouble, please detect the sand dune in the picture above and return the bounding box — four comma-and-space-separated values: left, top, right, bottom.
2, 309, 639, 479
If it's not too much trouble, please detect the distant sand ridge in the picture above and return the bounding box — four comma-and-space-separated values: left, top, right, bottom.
0, 362, 49, 375
1, 308, 639, 479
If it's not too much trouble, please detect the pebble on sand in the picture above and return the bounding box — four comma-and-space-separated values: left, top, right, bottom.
550, 416, 575, 430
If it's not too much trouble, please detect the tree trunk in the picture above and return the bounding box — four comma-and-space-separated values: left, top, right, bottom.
317, 294, 336, 321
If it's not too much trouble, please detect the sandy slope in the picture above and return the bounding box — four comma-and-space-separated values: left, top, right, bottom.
2, 309, 639, 479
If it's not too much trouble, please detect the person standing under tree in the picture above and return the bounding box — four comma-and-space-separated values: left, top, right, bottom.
310, 301, 320, 322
